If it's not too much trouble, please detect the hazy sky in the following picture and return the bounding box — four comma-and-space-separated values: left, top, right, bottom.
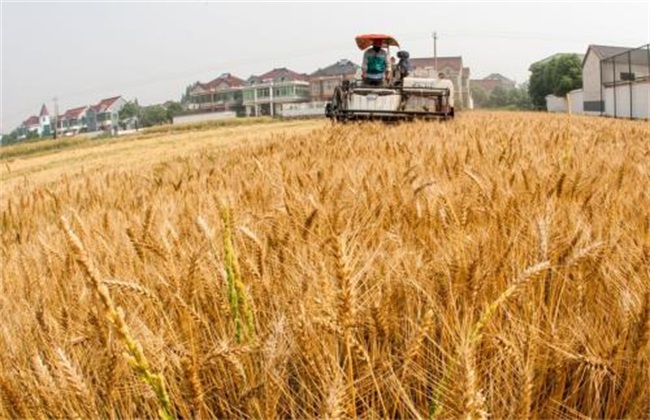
2, 1, 648, 132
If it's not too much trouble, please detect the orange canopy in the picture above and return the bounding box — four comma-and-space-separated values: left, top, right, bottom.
355, 34, 400, 50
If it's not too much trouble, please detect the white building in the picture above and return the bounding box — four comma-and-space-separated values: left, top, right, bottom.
548, 44, 650, 119
20, 104, 52, 137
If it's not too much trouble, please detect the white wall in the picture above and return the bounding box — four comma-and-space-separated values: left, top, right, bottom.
280, 102, 326, 117
173, 111, 236, 124
546, 95, 567, 112
604, 81, 650, 119
567, 90, 583, 114
582, 50, 602, 103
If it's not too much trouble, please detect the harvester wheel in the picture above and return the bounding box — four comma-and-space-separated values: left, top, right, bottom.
329, 86, 348, 122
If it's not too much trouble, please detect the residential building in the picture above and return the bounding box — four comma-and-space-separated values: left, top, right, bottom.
309, 59, 360, 101
188, 73, 245, 115
19, 104, 52, 137
87, 96, 127, 132
408, 56, 471, 108
242, 68, 310, 117
470, 73, 516, 94
582, 44, 649, 116
543, 44, 649, 119
58, 106, 89, 134
21, 115, 41, 136
38, 104, 52, 136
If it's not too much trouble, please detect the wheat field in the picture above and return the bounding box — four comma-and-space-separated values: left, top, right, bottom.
1, 112, 648, 419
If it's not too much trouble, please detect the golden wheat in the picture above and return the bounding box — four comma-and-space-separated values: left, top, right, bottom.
1, 111, 648, 418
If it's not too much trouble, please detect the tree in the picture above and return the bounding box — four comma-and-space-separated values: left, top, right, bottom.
119, 101, 140, 121
1, 130, 20, 146
471, 84, 532, 110
488, 86, 510, 108
165, 101, 183, 122
181, 82, 199, 104
528, 54, 582, 109
501, 84, 533, 110
139, 105, 168, 127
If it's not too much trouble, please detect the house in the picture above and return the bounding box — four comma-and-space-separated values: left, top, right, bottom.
86, 96, 127, 132
242, 68, 311, 117
21, 115, 40, 136
470, 73, 516, 94
309, 59, 360, 102
408, 56, 471, 109
582, 45, 634, 113
58, 106, 89, 135
188, 73, 245, 115
543, 44, 649, 119
19, 104, 52, 137
38, 104, 52, 136
582, 44, 649, 118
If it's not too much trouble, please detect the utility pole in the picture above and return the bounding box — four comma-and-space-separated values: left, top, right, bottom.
433, 31, 438, 76
52, 96, 59, 139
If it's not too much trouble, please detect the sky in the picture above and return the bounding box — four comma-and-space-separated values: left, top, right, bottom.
1, 1, 649, 132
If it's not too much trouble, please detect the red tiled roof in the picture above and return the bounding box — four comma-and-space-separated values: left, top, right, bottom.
39, 104, 49, 117
257, 68, 309, 82
195, 83, 211, 92
63, 106, 88, 119
95, 96, 122, 112
409, 56, 463, 72
24, 115, 39, 127
205, 73, 244, 89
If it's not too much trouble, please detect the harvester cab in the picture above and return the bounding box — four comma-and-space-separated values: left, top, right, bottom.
325, 34, 455, 122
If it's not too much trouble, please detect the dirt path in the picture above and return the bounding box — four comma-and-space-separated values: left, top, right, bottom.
0, 120, 326, 200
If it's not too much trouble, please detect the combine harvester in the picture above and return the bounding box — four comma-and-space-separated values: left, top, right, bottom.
326, 34, 454, 122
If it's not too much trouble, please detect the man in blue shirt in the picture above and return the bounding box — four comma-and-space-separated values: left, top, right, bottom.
362, 39, 390, 86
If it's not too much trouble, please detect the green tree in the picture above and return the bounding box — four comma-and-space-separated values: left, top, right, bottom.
512, 83, 533, 110
181, 82, 199, 104
1, 130, 20, 146
140, 105, 169, 127
488, 86, 510, 108
528, 54, 582, 109
119, 101, 140, 121
165, 101, 183, 122
25, 130, 40, 141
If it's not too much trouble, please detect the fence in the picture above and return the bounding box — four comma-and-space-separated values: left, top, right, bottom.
600, 44, 650, 119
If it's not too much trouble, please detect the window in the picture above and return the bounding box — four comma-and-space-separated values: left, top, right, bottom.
620, 72, 635, 81
258, 88, 270, 98
274, 86, 293, 97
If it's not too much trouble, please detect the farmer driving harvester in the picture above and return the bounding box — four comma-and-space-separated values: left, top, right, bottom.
358, 35, 399, 86
325, 33, 454, 122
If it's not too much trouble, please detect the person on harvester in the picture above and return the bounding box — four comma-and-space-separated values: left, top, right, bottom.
362, 39, 390, 86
